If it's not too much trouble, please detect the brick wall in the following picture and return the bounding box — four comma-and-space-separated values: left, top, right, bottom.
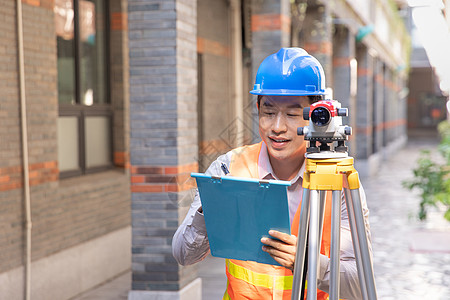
128, 0, 199, 292
0, 188, 24, 273
110, 0, 130, 169
383, 67, 393, 146
0, 1, 22, 170
0, 0, 29, 274
0, 0, 131, 279
373, 58, 384, 154
22, 3, 58, 169
355, 44, 374, 159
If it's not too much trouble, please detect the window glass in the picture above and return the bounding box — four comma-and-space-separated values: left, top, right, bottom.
79, 0, 107, 105
55, 0, 76, 104
85, 116, 111, 168
58, 117, 80, 172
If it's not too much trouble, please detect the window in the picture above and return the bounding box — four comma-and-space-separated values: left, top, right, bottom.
55, 0, 111, 178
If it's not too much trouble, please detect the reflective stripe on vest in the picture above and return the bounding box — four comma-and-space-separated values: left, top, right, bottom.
223, 286, 231, 300
226, 259, 293, 291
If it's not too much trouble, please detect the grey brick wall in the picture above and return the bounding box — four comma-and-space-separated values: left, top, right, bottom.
128, 0, 179, 167
176, 0, 198, 167
373, 58, 384, 154
383, 67, 392, 146
128, 0, 199, 292
356, 44, 374, 159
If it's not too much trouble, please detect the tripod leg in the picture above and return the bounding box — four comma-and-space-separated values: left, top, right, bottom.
348, 188, 377, 300
329, 190, 342, 300
292, 188, 311, 300
318, 191, 327, 247
306, 190, 320, 300
344, 188, 368, 300
300, 233, 308, 300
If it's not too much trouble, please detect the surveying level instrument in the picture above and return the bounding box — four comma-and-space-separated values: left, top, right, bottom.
293, 100, 377, 300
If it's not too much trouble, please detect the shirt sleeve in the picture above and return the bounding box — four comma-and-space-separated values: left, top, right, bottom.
172, 152, 233, 266
317, 185, 372, 300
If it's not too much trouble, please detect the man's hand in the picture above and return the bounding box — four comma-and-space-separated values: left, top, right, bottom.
261, 230, 297, 270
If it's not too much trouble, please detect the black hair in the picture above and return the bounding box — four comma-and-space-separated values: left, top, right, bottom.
256, 94, 324, 108
307, 95, 325, 104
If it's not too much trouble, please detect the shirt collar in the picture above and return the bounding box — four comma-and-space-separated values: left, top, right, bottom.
258, 142, 305, 184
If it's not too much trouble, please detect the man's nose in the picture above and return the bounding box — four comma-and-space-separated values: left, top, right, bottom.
273, 113, 287, 133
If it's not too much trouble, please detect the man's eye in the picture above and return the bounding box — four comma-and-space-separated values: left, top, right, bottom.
287, 113, 300, 117
264, 112, 275, 116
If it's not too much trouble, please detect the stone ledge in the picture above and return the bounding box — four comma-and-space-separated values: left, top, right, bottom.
128, 278, 202, 300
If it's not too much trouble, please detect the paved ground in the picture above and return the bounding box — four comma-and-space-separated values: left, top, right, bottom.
73, 136, 450, 300
364, 137, 450, 300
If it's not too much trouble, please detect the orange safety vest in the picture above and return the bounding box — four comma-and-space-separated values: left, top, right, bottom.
223, 142, 332, 300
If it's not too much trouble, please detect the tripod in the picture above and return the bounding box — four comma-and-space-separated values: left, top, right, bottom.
290, 151, 377, 300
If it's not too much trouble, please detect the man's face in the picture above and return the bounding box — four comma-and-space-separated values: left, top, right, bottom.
258, 95, 311, 163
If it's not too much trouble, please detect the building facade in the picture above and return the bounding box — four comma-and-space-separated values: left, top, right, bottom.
0, 0, 409, 299
0, 0, 130, 299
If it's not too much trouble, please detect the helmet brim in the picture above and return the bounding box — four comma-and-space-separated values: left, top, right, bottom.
249, 89, 326, 96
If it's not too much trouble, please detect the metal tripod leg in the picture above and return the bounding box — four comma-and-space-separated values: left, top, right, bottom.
344, 187, 368, 300
346, 187, 377, 300
306, 190, 321, 300
292, 189, 342, 300
292, 188, 310, 300
318, 191, 327, 249
329, 190, 342, 300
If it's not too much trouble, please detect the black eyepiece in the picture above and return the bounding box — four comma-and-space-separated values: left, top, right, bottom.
310, 107, 331, 126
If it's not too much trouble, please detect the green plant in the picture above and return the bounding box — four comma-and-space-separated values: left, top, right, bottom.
403, 120, 450, 221
437, 120, 450, 164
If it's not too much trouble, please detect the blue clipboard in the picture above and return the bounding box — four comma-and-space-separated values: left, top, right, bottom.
191, 173, 291, 266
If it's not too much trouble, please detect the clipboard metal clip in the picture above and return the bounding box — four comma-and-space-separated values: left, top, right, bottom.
259, 180, 270, 189
211, 175, 222, 184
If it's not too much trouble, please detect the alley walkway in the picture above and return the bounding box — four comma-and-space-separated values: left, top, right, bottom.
364, 137, 450, 299
73, 137, 450, 300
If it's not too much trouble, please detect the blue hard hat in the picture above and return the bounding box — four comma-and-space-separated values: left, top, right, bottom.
250, 47, 326, 96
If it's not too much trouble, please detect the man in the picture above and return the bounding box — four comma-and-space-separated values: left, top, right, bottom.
172, 48, 371, 299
